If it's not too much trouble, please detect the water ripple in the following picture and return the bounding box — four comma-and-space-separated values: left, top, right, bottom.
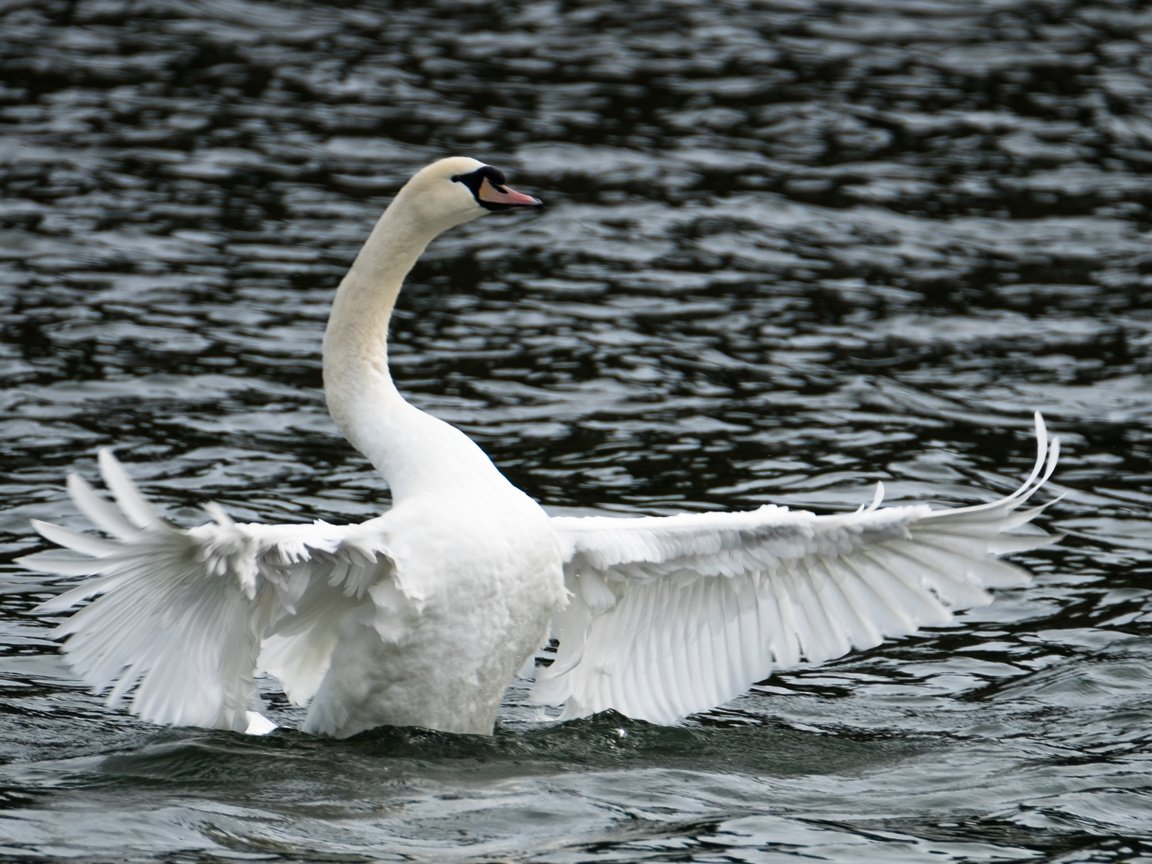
2, 0, 1150, 860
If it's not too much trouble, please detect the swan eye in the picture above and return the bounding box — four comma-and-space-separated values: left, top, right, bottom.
451, 165, 541, 212
452, 165, 508, 193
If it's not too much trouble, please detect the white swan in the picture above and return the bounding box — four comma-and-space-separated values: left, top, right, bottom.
20, 157, 1061, 738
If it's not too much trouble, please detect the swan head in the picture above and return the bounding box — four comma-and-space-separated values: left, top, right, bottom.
394, 157, 541, 236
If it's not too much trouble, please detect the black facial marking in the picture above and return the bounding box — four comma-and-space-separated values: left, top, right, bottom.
451, 165, 520, 211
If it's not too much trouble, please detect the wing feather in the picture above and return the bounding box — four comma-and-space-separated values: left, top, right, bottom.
535, 414, 1060, 724
809, 555, 868, 652
96, 448, 169, 531
767, 573, 802, 668
19, 451, 400, 732
66, 472, 139, 540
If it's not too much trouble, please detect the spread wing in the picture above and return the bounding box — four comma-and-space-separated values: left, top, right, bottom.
534, 414, 1061, 723
18, 449, 411, 733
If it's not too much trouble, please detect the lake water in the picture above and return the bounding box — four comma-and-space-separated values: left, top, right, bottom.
1, 0, 1151, 861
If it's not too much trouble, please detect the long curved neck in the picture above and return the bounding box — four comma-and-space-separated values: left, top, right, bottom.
322, 201, 507, 501
324, 203, 429, 369
322, 205, 431, 482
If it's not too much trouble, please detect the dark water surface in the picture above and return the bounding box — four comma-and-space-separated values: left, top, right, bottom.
2, 0, 1151, 861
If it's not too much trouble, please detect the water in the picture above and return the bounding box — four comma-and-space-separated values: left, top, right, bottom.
2, 0, 1151, 860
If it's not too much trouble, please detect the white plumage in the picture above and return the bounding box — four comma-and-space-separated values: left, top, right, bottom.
20, 157, 1061, 737
538, 424, 1058, 722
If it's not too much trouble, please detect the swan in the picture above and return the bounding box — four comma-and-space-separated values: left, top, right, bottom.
20, 157, 1061, 738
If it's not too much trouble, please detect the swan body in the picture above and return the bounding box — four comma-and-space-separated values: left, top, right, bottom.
21, 157, 1061, 737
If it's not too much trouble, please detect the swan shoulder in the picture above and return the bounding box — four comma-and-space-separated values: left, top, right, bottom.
534, 415, 1061, 724
19, 449, 410, 732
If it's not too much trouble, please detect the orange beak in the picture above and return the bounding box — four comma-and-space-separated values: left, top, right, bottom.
477, 176, 542, 208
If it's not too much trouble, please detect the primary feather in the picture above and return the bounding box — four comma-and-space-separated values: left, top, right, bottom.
535, 414, 1060, 723
24, 451, 397, 731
